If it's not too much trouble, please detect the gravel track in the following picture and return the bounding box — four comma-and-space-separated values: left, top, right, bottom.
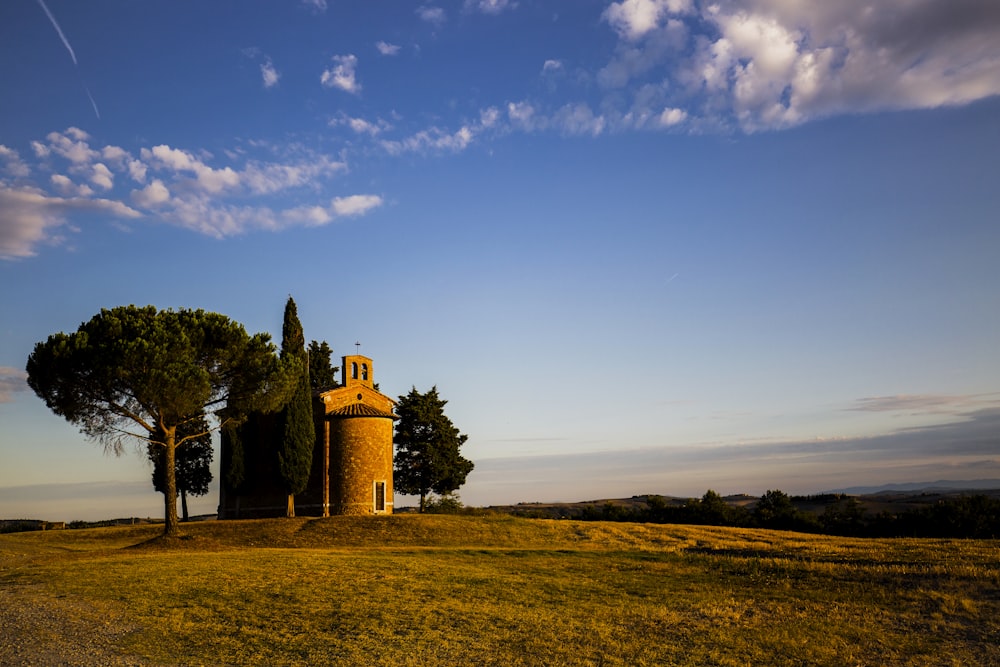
0, 583, 161, 666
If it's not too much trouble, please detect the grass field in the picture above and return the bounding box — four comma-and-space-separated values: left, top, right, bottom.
1, 514, 998, 665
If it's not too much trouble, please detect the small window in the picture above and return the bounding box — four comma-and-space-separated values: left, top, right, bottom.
362, 363, 369, 381
351, 362, 358, 379
374, 481, 386, 513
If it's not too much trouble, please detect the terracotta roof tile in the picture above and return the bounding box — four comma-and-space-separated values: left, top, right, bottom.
327, 403, 398, 419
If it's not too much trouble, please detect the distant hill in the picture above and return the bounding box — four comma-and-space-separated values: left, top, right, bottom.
825, 479, 1000, 495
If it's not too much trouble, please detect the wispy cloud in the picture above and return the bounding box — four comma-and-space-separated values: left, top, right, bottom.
465, 407, 1000, 504
330, 113, 393, 136
381, 107, 501, 155
261, 59, 280, 88
331, 194, 383, 217
1, 129, 385, 257
300, 0, 327, 12
0, 185, 140, 259
417, 5, 446, 26
465, 0, 517, 15
320, 54, 361, 94
0, 146, 31, 179
0, 367, 29, 403
243, 49, 281, 89
847, 394, 1000, 415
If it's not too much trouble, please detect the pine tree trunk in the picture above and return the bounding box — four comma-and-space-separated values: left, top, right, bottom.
162, 428, 180, 537
287, 494, 295, 518
181, 488, 189, 522
419, 492, 426, 513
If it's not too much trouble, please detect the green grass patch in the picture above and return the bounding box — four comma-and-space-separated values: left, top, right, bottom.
2, 515, 998, 665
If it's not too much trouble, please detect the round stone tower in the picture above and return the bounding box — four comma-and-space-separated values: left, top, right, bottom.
319, 355, 396, 515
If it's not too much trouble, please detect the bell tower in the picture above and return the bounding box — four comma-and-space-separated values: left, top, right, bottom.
342, 355, 374, 389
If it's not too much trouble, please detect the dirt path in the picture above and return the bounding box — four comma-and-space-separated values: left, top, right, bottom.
0, 583, 160, 666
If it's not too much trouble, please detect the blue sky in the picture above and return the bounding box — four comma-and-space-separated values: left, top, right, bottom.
1, 0, 999, 521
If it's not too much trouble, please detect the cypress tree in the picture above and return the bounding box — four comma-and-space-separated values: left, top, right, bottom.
277, 297, 314, 517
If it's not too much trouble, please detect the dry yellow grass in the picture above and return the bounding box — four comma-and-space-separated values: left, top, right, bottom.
2, 514, 998, 665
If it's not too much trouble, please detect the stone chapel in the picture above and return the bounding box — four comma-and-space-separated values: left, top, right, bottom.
218, 354, 397, 518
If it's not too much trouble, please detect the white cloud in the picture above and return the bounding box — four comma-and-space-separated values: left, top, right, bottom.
507, 101, 538, 130
380, 105, 505, 155
101, 145, 128, 163
127, 159, 147, 184
553, 103, 606, 136
241, 156, 346, 195
30, 141, 50, 158
150, 193, 383, 239
659, 107, 687, 126
479, 106, 501, 128
141, 145, 240, 194
261, 60, 280, 88
0, 145, 30, 179
50, 174, 93, 197
0, 187, 60, 258
542, 59, 563, 73
282, 205, 332, 226
331, 194, 383, 217
465, 0, 516, 14
0, 366, 28, 403
376, 41, 401, 56
331, 114, 392, 136
64, 127, 89, 141
599, 0, 1000, 131
130, 179, 171, 208
320, 54, 361, 94
348, 118, 382, 135
89, 163, 114, 190
382, 125, 476, 155
1, 131, 373, 255
0, 185, 140, 259
301, 0, 327, 11
417, 6, 446, 25
43, 128, 99, 164
603, 0, 693, 41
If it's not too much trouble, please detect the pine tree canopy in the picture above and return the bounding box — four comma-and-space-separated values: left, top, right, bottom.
25, 305, 290, 536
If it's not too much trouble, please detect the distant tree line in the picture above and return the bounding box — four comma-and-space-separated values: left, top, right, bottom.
565, 489, 1000, 539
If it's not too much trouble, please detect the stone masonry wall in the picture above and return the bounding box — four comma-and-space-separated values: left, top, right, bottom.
329, 417, 394, 515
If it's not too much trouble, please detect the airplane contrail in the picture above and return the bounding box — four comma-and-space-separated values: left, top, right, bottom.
37, 0, 77, 66
84, 85, 100, 119
37, 1, 100, 121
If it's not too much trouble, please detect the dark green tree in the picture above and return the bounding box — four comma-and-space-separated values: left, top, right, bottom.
308, 339, 338, 390
697, 489, 732, 524
26, 305, 290, 536
276, 297, 314, 518
393, 386, 473, 512
754, 489, 800, 529
148, 412, 213, 521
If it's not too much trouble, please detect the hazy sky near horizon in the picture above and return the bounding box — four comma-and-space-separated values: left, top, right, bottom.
2, 0, 999, 521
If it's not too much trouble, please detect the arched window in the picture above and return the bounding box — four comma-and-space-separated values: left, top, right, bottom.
362, 363, 369, 381
351, 362, 358, 379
